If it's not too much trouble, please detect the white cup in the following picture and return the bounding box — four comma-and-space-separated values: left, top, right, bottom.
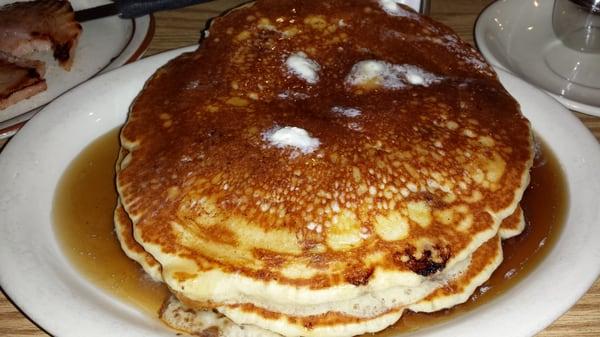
553, 0, 600, 52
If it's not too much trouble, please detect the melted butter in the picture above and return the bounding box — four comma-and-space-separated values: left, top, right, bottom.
53, 129, 567, 334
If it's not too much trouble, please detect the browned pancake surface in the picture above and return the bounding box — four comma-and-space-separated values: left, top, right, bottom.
118, 0, 532, 291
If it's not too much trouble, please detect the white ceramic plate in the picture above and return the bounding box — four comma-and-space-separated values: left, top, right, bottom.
0, 0, 154, 138
474, 0, 600, 117
1, 47, 599, 337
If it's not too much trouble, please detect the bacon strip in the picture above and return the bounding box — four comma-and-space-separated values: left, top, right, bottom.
0, 0, 82, 70
0, 52, 47, 110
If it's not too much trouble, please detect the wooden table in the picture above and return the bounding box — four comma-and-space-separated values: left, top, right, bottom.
1, 0, 599, 336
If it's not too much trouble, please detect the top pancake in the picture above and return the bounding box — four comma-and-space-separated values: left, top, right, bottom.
117, 0, 533, 309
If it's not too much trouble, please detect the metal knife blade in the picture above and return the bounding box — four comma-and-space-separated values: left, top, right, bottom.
75, 0, 215, 22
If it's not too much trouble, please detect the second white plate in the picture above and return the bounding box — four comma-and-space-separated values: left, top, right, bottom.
0, 0, 154, 138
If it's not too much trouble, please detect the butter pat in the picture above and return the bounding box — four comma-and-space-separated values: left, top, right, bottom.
263, 126, 320, 154
286, 52, 321, 84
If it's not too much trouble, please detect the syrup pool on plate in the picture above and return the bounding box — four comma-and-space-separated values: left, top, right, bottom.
53, 128, 567, 334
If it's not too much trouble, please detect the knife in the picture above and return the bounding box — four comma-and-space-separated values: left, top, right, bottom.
75, 0, 216, 22
75, 0, 429, 22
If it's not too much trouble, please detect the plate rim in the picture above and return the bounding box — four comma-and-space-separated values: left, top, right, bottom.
0, 46, 599, 337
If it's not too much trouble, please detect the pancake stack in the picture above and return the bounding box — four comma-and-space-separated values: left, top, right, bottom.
114, 1, 533, 336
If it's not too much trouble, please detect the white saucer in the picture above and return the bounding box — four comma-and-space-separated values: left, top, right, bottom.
474, 0, 600, 117
0, 0, 154, 138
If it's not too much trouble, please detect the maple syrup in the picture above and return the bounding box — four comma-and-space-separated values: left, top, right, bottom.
53, 128, 567, 334
53, 128, 169, 315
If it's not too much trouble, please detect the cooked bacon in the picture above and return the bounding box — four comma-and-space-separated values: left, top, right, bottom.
0, 0, 82, 70
0, 51, 47, 110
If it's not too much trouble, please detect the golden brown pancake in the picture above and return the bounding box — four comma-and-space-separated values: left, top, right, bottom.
114, 200, 163, 282
408, 235, 502, 313
498, 206, 525, 239
120, 200, 512, 336
116, 0, 533, 335
116, 177, 521, 336
117, 186, 515, 336
114, 147, 163, 281
160, 295, 282, 337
